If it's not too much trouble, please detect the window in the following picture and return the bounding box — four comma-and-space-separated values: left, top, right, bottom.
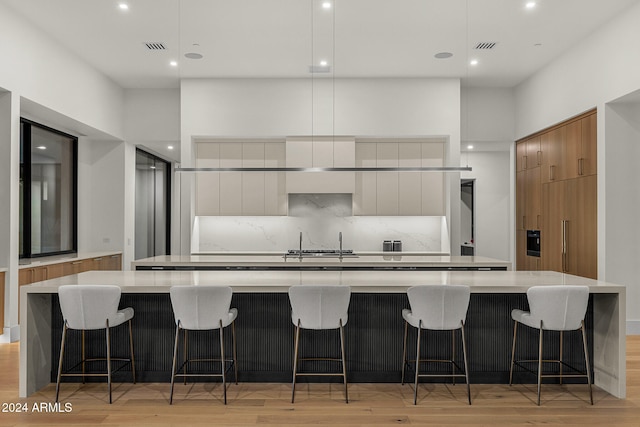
20, 119, 77, 258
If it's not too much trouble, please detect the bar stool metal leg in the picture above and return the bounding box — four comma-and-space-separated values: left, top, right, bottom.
559, 330, 564, 385
461, 323, 471, 405
106, 320, 112, 404
169, 322, 180, 404
183, 330, 188, 385
581, 321, 594, 405
509, 320, 518, 386
339, 319, 348, 403
82, 330, 86, 384
413, 320, 422, 405
219, 320, 227, 405
232, 321, 238, 384
401, 320, 408, 385
537, 325, 543, 406
291, 320, 301, 403
129, 319, 136, 384
452, 330, 456, 385
55, 323, 68, 403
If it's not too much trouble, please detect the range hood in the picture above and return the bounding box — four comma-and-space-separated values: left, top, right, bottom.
285, 136, 355, 193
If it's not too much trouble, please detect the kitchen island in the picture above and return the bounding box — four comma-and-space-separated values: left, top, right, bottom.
132, 254, 512, 270
20, 270, 624, 399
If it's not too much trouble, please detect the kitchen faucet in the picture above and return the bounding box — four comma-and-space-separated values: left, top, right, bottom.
299, 231, 303, 260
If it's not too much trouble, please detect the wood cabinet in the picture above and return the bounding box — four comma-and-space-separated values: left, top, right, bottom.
18, 253, 123, 321
517, 109, 597, 278
541, 176, 597, 278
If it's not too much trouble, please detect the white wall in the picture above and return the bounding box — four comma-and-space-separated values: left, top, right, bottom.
0, 2, 124, 140
77, 139, 126, 256
514, 1, 640, 326
124, 89, 180, 148
603, 99, 640, 331
460, 87, 514, 263
461, 151, 512, 262
181, 78, 461, 254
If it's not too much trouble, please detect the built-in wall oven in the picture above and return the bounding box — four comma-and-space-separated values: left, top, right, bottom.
527, 230, 540, 257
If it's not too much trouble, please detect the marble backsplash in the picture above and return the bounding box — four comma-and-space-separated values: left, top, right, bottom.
193, 194, 448, 253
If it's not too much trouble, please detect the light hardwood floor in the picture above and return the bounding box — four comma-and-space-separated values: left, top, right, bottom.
1, 337, 639, 426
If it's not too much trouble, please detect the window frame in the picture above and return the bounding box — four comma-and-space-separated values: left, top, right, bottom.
20, 118, 78, 259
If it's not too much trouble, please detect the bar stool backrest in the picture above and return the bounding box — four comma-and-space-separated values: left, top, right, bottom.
58, 285, 122, 330
407, 285, 470, 330
526, 285, 589, 330
169, 285, 233, 330
288, 285, 351, 330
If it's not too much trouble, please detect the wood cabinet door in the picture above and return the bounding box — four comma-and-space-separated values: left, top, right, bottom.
516, 171, 526, 230
541, 181, 566, 272
516, 229, 527, 270
575, 175, 598, 279
106, 254, 122, 271
565, 120, 582, 179
46, 263, 64, 280
18, 269, 34, 286
581, 114, 597, 176
541, 128, 566, 183
525, 167, 541, 230
516, 142, 527, 172
526, 137, 541, 168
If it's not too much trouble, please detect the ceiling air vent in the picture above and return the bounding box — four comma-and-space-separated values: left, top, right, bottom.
474, 42, 497, 50
144, 42, 166, 50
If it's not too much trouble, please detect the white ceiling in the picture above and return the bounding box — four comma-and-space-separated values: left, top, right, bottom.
3, 0, 639, 89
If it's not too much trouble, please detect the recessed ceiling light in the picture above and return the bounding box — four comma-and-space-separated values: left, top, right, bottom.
470, 59, 479, 66
168, 145, 174, 150
525, 1, 536, 9
37, 146, 46, 150
118, 3, 129, 11
320, 60, 328, 67
434, 52, 453, 59
467, 145, 474, 150
322, 2, 331, 9
185, 52, 203, 60
150, 166, 156, 170
170, 60, 178, 67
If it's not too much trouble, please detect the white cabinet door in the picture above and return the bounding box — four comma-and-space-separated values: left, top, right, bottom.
355, 143, 377, 215
195, 143, 220, 215
376, 143, 399, 215
242, 143, 265, 215
219, 143, 243, 215
398, 143, 422, 215
265, 142, 287, 215
421, 142, 445, 215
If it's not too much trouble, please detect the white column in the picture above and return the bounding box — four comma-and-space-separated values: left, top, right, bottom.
0, 91, 21, 342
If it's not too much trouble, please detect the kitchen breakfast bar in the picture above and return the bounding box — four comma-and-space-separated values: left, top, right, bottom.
20, 265, 625, 400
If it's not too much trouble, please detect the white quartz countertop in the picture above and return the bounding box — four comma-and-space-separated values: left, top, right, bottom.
22, 270, 624, 294
0, 268, 6, 273
191, 251, 450, 256
131, 255, 511, 268
18, 251, 122, 269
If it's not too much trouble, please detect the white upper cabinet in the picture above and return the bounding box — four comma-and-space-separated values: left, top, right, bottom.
195, 141, 287, 216
354, 140, 445, 216
285, 136, 355, 194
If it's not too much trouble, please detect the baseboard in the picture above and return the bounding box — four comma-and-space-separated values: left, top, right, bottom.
0, 325, 20, 343
627, 321, 640, 335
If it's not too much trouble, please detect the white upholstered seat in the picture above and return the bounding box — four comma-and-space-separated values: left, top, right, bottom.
56, 285, 135, 404
168, 286, 238, 405
401, 285, 471, 405
288, 285, 351, 403
509, 285, 593, 405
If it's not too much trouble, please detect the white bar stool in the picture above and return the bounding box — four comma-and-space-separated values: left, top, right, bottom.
288, 285, 351, 403
55, 285, 135, 404
169, 285, 238, 405
509, 285, 593, 405
401, 284, 471, 405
